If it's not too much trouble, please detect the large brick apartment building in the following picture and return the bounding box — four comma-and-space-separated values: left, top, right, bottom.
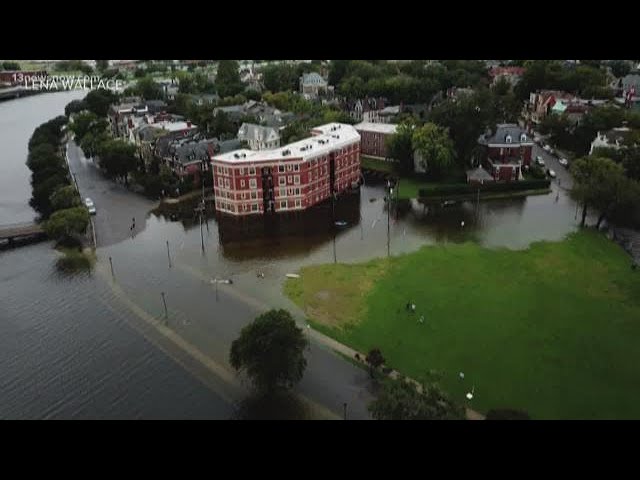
211, 123, 361, 216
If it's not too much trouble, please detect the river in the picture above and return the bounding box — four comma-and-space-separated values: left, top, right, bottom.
0, 91, 586, 419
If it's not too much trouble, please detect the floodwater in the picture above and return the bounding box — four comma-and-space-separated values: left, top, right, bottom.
0, 91, 587, 419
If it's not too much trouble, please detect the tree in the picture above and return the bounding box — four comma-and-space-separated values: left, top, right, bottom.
95, 60, 109, 72
97, 139, 138, 185
26, 143, 64, 172
50, 185, 81, 211
486, 409, 531, 420
608, 60, 631, 79
365, 348, 385, 378
84, 88, 117, 117
30, 174, 69, 218
133, 76, 164, 100
570, 156, 628, 227
69, 111, 99, 140
44, 207, 89, 244
262, 63, 299, 92
215, 60, 244, 98
368, 377, 465, 420
79, 128, 110, 159
65, 99, 87, 117
387, 121, 416, 174
229, 309, 309, 393
2, 61, 20, 70
412, 123, 456, 178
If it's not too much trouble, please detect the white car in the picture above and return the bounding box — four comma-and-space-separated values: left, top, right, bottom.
543, 145, 551, 152
559, 158, 569, 167
84, 198, 96, 215
547, 169, 557, 178
536, 156, 545, 166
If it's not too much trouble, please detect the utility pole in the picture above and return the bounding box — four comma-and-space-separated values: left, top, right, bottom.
109, 256, 115, 278
166, 240, 172, 268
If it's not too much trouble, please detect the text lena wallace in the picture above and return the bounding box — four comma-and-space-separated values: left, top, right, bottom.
22, 76, 123, 91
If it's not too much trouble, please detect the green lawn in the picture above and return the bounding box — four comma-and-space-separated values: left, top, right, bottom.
284, 230, 640, 419
361, 155, 397, 174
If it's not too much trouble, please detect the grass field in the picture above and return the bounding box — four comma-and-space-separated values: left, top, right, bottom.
284, 230, 640, 419
361, 156, 397, 174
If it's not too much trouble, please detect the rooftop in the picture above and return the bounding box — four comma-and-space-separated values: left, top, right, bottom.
479, 123, 533, 146
213, 123, 359, 164
354, 122, 398, 134
152, 121, 197, 132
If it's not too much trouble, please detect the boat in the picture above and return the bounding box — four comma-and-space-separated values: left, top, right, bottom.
285, 273, 300, 279
210, 278, 233, 284
334, 220, 348, 227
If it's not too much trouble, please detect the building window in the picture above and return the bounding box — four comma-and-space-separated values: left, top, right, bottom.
294, 175, 300, 185
217, 166, 223, 174
295, 199, 301, 208
241, 179, 245, 188
243, 204, 248, 211
218, 177, 224, 187
224, 167, 229, 175
249, 167, 255, 175
239, 167, 245, 175
251, 204, 258, 212
249, 178, 257, 189
288, 187, 293, 195
295, 188, 300, 195
251, 191, 257, 199
280, 188, 286, 197
287, 175, 292, 184
278, 165, 285, 173
280, 201, 287, 209
286, 164, 292, 172
294, 164, 299, 171
279, 176, 286, 186
309, 171, 313, 181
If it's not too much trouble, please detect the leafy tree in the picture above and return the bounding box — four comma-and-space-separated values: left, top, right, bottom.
133, 76, 164, 100
229, 309, 309, 393
570, 156, 628, 227
485, 409, 531, 420
69, 111, 99, 140
387, 121, 416, 174
97, 139, 138, 185
44, 206, 89, 243
26, 143, 64, 172
262, 63, 299, 92
50, 185, 81, 211
608, 60, 631, 79
412, 122, 456, 178
30, 174, 69, 218
365, 348, 385, 378
2, 61, 20, 70
95, 60, 109, 72
328, 60, 350, 86
79, 128, 110, 159
215, 60, 244, 98
65, 99, 87, 117
368, 376, 465, 420
84, 88, 117, 117
134, 68, 146, 78
245, 88, 261, 101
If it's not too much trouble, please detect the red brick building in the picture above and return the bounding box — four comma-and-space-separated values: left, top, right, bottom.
354, 122, 397, 158
211, 123, 361, 216
477, 124, 533, 182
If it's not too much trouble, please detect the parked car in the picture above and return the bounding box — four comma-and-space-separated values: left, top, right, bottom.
85, 198, 96, 215
536, 156, 545, 166
559, 158, 569, 167
546, 169, 556, 178
543, 144, 551, 152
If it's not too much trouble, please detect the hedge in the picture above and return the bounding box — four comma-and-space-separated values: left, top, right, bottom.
418, 179, 550, 198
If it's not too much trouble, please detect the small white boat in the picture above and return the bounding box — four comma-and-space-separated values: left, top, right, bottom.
285, 273, 300, 279
334, 220, 348, 227
210, 278, 233, 284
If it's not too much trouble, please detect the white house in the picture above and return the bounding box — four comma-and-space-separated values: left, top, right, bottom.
237, 123, 280, 150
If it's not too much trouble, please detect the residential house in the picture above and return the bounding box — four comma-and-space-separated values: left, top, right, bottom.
378, 105, 401, 123
237, 123, 280, 150
488, 66, 525, 86
527, 90, 577, 125
477, 124, 533, 182
343, 97, 386, 123
354, 122, 397, 158
622, 72, 640, 99
589, 127, 635, 154
299, 72, 331, 99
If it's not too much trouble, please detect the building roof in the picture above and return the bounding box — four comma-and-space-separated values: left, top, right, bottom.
145, 100, 168, 113
354, 122, 398, 134
213, 123, 359, 164
478, 123, 533, 146
489, 66, 525, 78
171, 138, 218, 165
237, 123, 279, 143
379, 105, 401, 115
135, 124, 168, 142
301, 72, 327, 86
152, 121, 197, 132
